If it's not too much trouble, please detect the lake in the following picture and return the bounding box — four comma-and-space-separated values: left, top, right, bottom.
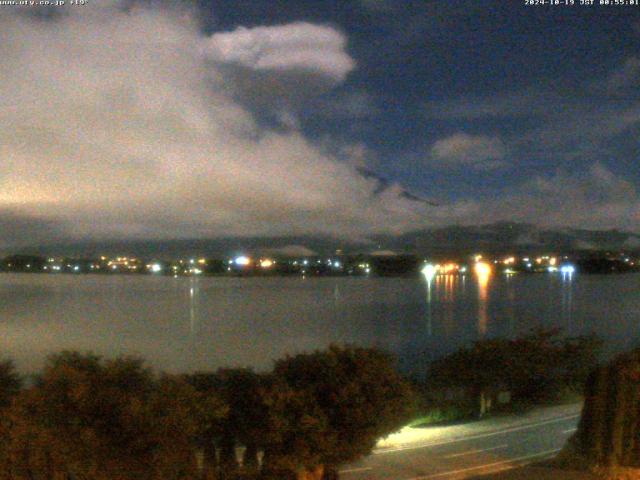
1, 272, 639, 375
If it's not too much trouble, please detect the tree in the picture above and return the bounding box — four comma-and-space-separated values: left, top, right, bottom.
428, 329, 602, 415
558, 334, 603, 390
0, 351, 217, 480
0, 348, 415, 480
186, 369, 264, 475
259, 376, 331, 480
574, 348, 640, 468
0, 359, 21, 409
270, 345, 415, 480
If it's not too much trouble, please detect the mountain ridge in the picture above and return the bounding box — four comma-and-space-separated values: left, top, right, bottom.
5, 222, 639, 258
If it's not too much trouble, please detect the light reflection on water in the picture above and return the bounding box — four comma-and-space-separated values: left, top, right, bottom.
0, 272, 639, 375
476, 269, 491, 337
425, 276, 433, 337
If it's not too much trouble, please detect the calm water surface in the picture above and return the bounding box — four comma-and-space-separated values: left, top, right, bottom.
1, 273, 639, 374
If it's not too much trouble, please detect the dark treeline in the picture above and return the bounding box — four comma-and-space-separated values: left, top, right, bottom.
0, 346, 415, 480
577, 256, 638, 274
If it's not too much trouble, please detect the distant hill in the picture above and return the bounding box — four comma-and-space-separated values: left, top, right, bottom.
383, 223, 640, 257
7, 223, 640, 258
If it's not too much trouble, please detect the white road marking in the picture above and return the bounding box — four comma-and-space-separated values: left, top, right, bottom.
339, 467, 373, 474
443, 443, 508, 459
375, 414, 579, 454
406, 448, 562, 479
562, 427, 577, 434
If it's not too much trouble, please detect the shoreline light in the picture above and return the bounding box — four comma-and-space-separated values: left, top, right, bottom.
441, 263, 459, 274
149, 263, 162, 273
560, 265, 576, 275
234, 256, 251, 266
421, 264, 437, 281
259, 259, 274, 268
474, 261, 492, 278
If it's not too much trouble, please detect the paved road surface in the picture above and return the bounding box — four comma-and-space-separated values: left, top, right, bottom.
340, 404, 581, 480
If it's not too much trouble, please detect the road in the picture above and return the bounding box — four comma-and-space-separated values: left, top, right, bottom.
339, 403, 582, 480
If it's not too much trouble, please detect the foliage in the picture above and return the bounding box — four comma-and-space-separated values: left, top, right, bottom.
186, 369, 263, 469
0, 359, 21, 410
270, 345, 416, 477
259, 376, 331, 479
0, 351, 223, 480
559, 334, 604, 390
575, 348, 640, 468
407, 404, 472, 428
188, 347, 416, 478
0, 346, 414, 480
427, 329, 603, 408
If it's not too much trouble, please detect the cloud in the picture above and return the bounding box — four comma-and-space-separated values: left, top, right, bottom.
0, 4, 429, 249
204, 22, 355, 83
598, 56, 640, 93
429, 133, 506, 170
2, 2, 637, 251
202, 22, 356, 125
0, 209, 63, 250
425, 56, 640, 167
436, 163, 640, 230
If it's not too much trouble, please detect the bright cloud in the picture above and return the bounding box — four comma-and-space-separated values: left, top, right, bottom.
203, 22, 357, 125
205, 22, 355, 83
0, 4, 427, 248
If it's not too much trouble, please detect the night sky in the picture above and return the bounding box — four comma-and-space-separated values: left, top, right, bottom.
1, 0, 639, 250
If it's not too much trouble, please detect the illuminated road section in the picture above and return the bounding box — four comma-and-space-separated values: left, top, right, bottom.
340, 404, 581, 480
